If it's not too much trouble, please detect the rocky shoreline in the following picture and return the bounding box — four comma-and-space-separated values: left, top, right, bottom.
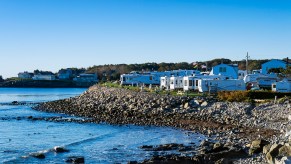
34, 85, 291, 163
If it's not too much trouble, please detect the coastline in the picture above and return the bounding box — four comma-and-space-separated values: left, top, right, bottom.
34, 85, 291, 163
0, 80, 94, 88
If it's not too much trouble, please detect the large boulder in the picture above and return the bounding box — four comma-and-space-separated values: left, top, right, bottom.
65, 156, 85, 163
249, 139, 270, 155
266, 144, 284, 164
53, 146, 69, 153
31, 153, 45, 159
275, 156, 291, 164
278, 145, 291, 157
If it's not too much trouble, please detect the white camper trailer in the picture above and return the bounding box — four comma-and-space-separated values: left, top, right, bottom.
120, 70, 199, 86
198, 79, 246, 93
183, 75, 229, 91
257, 76, 278, 89
183, 76, 198, 91
244, 73, 278, 89
160, 76, 171, 90
170, 76, 184, 90
120, 73, 159, 85
272, 78, 291, 93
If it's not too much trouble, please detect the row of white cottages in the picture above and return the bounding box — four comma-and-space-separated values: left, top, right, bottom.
120, 60, 291, 93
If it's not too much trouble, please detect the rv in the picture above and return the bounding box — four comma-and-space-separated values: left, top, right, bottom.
183, 75, 228, 91
160, 76, 171, 90
170, 76, 184, 90
244, 73, 278, 89
120, 70, 200, 86
120, 72, 163, 86
198, 79, 246, 93
272, 78, 291, 93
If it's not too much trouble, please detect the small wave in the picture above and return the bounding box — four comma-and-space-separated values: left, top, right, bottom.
3, 131, 120, 163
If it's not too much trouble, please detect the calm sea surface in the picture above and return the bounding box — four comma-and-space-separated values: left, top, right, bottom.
0, 88, 204, 163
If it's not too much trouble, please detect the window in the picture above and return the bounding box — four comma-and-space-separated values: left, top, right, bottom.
189, 80, 193, 86
195, 80, 199, 87
175, 80, 178, 85
219, 67, 227, 72
273, 85, 276, 88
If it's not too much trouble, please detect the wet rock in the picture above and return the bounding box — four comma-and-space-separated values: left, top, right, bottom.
31, 153, 45, 159
140, 145, 153, 149
275, 156, 291, 164
12, 101, 18, 105
53, 146, 69, 153
65, 156, 85, 163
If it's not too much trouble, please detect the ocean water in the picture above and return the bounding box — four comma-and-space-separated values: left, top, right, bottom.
0, 88, 205, 163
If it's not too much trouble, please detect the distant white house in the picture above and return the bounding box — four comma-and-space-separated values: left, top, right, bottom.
210, 64, 238, 79
261, 59, 287, 74
18, 72, 34, 79
32, 74, 56, 81
73, 74, 98, 83
58, 69, 73, 80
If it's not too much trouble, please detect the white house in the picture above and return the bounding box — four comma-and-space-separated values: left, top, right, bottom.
261, 59, 288, 75
32, 74, 56, 81
73, 74, 98, 83
210, 64, 238, 79
18, 72, 34, 79
197, 79, 246, 93
58, 69, 73, 80
272, 78, 291, 93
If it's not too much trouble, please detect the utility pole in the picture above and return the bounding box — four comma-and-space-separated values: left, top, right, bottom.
246, 52, 250, 74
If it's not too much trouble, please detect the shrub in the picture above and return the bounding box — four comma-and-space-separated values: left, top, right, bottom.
218, 90, 291, 102
217, 91, 250, 102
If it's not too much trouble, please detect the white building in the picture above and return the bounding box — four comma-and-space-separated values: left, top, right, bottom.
73, 74, 98, 83
18, 72, 33, 79
58, 69, 73, 80
32, 74, 56, 81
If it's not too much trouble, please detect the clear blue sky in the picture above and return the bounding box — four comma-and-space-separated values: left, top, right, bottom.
0, 0, 290, 78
